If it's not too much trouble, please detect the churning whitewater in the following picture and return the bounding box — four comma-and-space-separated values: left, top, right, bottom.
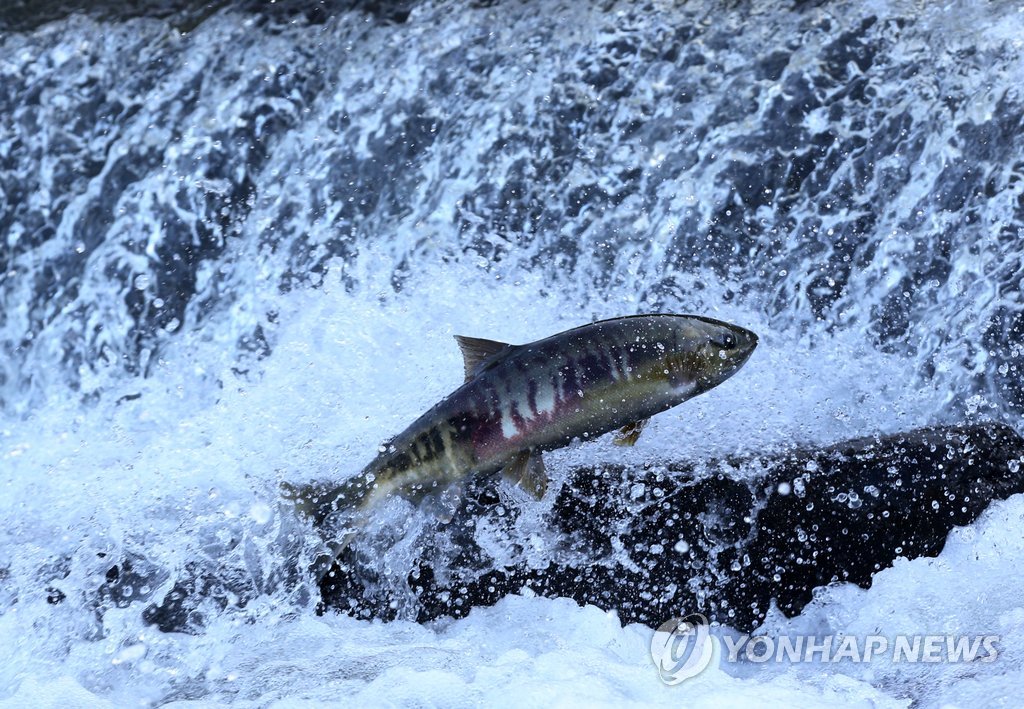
2, 0, 1024, 706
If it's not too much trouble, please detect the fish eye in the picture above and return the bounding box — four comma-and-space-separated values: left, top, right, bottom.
717, 332, 737, 350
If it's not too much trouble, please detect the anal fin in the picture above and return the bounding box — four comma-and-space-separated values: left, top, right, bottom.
613, 418, 649, 447
501, 449, 549, 499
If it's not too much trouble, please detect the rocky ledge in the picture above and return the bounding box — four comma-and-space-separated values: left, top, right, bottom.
316, 422, 1024, 631
122, 422, 1024, 633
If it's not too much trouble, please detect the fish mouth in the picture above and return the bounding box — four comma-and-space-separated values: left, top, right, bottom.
716, 324, 758, 379
735, 326, 758, 361
733, 330, 758, 371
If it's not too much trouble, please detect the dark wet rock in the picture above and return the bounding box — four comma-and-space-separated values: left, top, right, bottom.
141, 561, 255, 633
130, 422, 1022, 633
120, 422, 1023, 633
98, 555, 166, 610
315, 422, 1024, 631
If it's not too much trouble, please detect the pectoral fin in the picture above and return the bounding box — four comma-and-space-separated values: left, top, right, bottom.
613, 418, 649, 447
501, 449, 548, 499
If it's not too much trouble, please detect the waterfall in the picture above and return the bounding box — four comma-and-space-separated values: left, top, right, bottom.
1, 0, 1022, 705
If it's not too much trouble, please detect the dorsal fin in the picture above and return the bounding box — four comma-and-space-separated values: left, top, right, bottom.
454, 335, 513, 381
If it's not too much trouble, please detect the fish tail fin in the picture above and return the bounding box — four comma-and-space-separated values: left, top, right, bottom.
312, 529, 359, 584
280, 473, 372, 528
281, 477, 370, 584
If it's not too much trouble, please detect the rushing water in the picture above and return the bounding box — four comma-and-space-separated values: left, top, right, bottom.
2, 0, 1023, 705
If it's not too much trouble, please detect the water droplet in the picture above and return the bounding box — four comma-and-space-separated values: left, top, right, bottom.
111, 643, 147, 665
250, 502, 272, 524
793, 478, 806, 497
133, 274, 150, 290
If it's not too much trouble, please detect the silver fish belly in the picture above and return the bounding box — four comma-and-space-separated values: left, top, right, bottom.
289, 314, 757, 544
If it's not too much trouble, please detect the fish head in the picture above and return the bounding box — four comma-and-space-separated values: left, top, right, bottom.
650, 315, 758, 397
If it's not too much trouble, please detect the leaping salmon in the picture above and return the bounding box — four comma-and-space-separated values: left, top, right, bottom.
287, 314, 757, 562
